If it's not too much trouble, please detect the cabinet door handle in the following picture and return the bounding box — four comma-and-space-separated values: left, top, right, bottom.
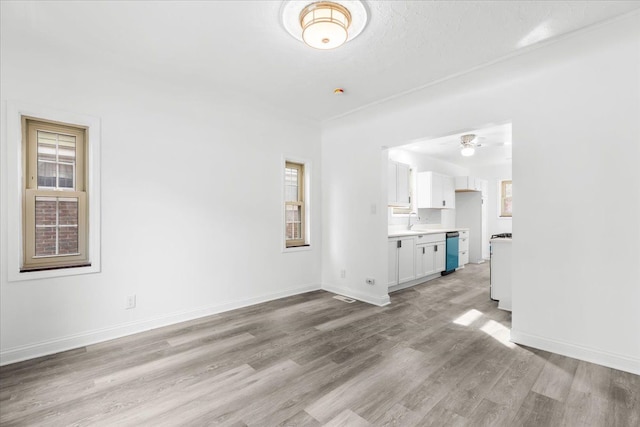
422, 247, 425, 254
434, 245, 438, 252
442, 200, 445, 206
397, 240, 401, 249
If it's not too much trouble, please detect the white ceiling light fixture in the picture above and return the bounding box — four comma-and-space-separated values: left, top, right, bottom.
300, 2, 351, 49
460, 134, 477, 157
281, 0, 368, 50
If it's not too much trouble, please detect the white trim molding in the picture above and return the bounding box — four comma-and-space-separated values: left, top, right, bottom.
5, 101, 102, 281
511, 329, 640, 376
0, 282, 321, 366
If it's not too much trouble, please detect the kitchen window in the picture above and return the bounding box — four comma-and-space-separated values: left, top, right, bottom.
392, 167, 415, 216
500, 179, 513, 218
22, 118, 90, 271
284, 160, 308, 248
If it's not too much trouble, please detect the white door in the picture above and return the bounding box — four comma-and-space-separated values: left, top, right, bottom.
435, 242, 446, 272
398, 237, 415, 283
415, 244, 426, 278
431, 173, 444, 208
421, 243, 436, 276
443, 176, 455, 209
388, 239, 398, 287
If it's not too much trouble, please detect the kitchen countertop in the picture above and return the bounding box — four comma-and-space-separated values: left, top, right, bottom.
388, 228, 469, 238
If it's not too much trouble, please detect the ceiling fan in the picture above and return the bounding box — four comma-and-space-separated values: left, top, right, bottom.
460, 134, 482, 156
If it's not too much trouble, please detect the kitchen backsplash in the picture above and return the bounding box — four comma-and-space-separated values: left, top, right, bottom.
387, 208, 442, 226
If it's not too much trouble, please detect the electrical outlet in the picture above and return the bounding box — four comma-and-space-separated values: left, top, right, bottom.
340, 270, 346, 279
126, 294, 136, 310
365, 278, 375, 285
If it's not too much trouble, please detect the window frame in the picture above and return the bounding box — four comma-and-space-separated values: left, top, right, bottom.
499, 179, 513, 218
22, 118, 89, 271
391, 166, 415, 216
282, 157, 311, 252
5, 102, 101, 281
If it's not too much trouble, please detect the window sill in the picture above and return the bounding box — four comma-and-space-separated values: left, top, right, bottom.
283, 244, 311, 253
21, 262, 92, 273
10, 263, 100, 282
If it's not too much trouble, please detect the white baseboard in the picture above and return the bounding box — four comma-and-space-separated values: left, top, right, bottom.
388, 272, 441, 293
321, 283, 390, 307
510, 329, 640, 375
0, 283, 321, 366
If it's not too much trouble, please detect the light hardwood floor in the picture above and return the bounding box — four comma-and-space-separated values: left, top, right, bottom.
1, 263, 638, 426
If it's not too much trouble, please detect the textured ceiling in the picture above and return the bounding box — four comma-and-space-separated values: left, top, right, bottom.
2, 1, 639, 122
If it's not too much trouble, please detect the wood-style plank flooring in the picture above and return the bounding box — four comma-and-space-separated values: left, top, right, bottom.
1, 263, 639, 426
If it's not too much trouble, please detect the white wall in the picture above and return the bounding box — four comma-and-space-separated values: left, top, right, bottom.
470, 163, 512, 237
1, 39, 322, 363
321, 13, 640, 374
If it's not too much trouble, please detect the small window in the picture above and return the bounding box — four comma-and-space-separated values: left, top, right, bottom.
500, 179, 513, 218
22, 118, 90, 271
392, 167, 415, 216
284, 161, 307, 248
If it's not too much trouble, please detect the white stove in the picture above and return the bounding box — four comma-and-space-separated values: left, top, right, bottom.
490, 234, 512, 311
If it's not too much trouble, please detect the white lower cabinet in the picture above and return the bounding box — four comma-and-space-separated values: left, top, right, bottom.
458, 230, 470, 267
415, 233, 446, 278
459, 250, 470, 267
416, 242, 446, 278
389, 234, 448, 289
388, 240, 399, 287
388, 237, 416, 287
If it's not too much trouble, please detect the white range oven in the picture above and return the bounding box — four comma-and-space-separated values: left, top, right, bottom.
490, 233, 512, 311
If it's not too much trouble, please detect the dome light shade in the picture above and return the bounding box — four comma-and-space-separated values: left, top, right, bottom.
460, 134, 477, 156
300, 2, 352, 50
461, 146, 475, 156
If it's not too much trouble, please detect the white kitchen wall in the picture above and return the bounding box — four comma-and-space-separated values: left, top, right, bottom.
470, 163, 512, 237
0, 43, 322, 363
322, 13, 640, 374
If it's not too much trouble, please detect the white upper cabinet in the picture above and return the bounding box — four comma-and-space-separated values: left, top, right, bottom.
455, 176, 488, 196
388, 161, 411, 207
442, 175, 456, 208
417, 171, 455, 209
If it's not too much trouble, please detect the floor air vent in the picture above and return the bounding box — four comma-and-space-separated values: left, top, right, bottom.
333, 295, 356, 303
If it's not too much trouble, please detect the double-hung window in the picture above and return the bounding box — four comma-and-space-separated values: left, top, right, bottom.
284, 161, 306, 248
22, 118, 89, 271
499, 179, 513, 218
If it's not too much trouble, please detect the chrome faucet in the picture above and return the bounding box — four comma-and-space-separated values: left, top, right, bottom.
408, 212, 418, 229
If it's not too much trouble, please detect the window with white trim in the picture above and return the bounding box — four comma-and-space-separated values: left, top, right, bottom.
391, 167, 415, 216
499, 179, 513, 218
22, 118, 90, 271
284, 161, 307, 248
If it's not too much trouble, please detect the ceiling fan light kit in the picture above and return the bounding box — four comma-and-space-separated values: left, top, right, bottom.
460, 134, 477, 157
461, 146, 476, 157
282, 0, 368, 50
